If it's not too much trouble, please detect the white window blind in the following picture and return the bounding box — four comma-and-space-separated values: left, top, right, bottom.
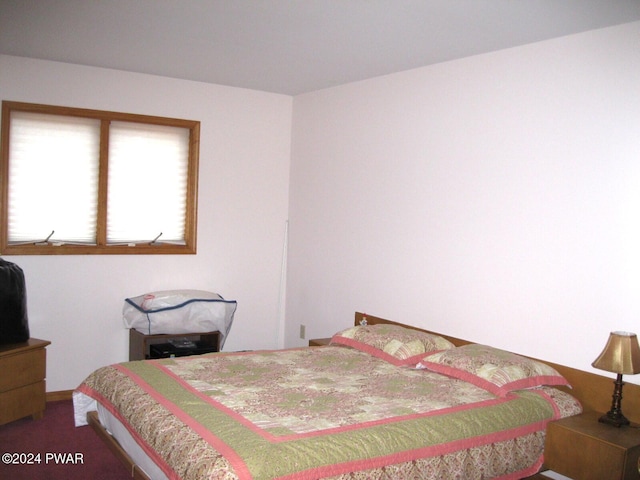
7, 111, 101, 244
107, 121, 190, 244
1, 101, 199, 255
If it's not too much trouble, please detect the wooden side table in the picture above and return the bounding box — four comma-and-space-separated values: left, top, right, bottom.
129, 329, 220, 360
0, 338, 50, 425
308, 337, 331, 347
544, 410, 640, 479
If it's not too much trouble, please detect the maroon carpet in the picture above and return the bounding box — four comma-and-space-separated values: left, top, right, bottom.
0, 399, 132, 480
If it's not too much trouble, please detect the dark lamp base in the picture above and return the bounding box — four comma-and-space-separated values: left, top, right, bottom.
597, 373, 632, 427
598, 411, 630, 427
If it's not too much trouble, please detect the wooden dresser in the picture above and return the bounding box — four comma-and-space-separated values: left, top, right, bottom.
0, 338, 50, 425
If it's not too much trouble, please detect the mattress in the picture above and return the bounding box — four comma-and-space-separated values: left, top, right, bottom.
74, 345, 582, 480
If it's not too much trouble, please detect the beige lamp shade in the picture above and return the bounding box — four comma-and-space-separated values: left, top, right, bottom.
592, 331, 640, 375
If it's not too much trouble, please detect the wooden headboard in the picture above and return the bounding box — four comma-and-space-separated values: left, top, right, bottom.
355, 312, 640, 424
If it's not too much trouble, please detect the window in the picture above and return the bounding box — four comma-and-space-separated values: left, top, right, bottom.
0, 101, 200, 255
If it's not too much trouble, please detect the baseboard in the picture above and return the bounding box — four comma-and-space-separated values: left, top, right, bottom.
47, 390, 73, 401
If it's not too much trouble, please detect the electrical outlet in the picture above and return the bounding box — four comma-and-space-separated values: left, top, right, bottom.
299, 324, 306, 339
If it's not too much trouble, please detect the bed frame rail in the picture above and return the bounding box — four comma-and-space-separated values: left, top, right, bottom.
87, 411, 151, 480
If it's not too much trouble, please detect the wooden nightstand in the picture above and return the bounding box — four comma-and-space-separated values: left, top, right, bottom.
308, 337, 331, 347
544, 410, 640, 479
129, 329, 220, 360
0, 338, 50, 425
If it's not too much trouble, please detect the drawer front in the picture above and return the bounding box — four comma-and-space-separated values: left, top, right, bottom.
0, 348, 46, 392
624, 446, 640, 480
0, 380, 46, 425
546, 422, 639, 480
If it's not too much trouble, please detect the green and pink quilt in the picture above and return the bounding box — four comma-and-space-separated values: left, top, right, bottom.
76, 345, 581, 480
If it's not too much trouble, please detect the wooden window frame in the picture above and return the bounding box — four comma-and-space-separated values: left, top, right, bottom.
0, 101, 200, 255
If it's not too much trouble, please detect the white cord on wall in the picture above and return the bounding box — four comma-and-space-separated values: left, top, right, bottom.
275, 220, 289, 349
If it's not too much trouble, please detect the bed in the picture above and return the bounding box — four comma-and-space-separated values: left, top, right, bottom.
73, 312, 597, 479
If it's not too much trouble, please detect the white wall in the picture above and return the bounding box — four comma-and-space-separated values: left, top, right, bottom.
3, 21, 639, 394
286, 22, 640, 384
0, 55, 292, 391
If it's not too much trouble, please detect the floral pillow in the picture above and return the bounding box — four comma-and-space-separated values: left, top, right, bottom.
418, 344, 570, 397
330, 324, 455, 366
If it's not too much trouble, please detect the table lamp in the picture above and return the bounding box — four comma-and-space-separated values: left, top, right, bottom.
592, 331, 640, 427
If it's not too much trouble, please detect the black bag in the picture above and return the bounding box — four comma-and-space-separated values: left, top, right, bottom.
0, 259, 30, 344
